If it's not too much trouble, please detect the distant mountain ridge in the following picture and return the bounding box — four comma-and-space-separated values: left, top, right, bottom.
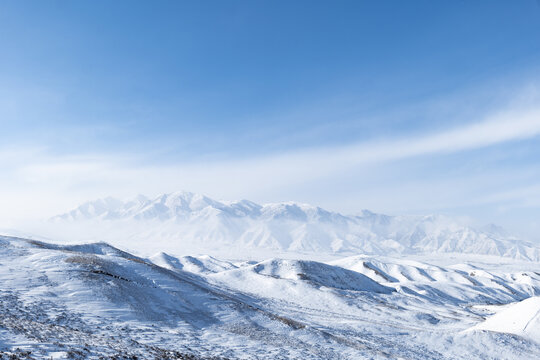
51, 191, 540, 260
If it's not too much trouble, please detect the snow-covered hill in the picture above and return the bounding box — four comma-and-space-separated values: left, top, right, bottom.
1, 234, 540, 359
49, 191, 540, 261
469, 296, 540, 342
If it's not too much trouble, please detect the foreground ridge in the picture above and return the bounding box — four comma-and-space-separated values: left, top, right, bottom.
1, 235, 540, 359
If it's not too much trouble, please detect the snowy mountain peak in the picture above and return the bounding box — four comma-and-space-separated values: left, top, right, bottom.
50, 191, 540, 261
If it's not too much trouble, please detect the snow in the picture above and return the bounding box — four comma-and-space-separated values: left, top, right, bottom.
470, 296, 540, 342
150, 252, 238, 274
1, 234, 540, 358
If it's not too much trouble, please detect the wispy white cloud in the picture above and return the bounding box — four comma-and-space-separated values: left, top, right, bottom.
335, 106, 540, 163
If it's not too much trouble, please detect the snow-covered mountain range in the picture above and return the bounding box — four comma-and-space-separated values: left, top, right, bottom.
50, 191, 540, 261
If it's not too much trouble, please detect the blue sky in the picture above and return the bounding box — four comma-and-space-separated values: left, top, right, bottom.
1, 1, 540, 240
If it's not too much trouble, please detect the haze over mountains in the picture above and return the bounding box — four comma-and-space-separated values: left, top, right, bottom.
50, 191, 540, 261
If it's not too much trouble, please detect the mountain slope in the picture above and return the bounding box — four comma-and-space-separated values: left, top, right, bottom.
49, 191, 540, 260
0, 235, 384, 359
469, 296, 540, 342
1, 235, 540, 359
